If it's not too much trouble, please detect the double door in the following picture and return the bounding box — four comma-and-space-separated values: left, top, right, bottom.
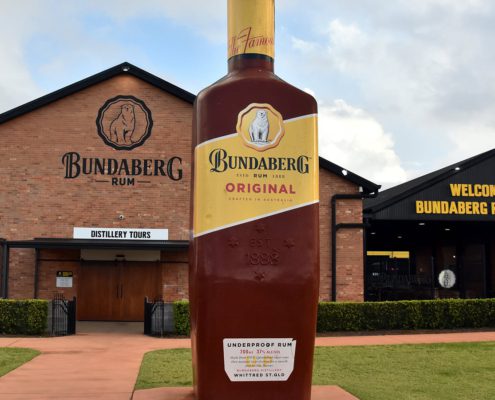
78, 261, 161, 321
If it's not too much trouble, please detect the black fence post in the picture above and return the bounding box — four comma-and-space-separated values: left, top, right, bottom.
51, 296, 56, 335
144, 297, 151, 335
68, 297, 76, 335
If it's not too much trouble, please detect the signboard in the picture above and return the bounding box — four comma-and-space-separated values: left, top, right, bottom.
56, 271, 73, 288
372, 156, 495, 221
61, 96, 183, 187
73, 227, 168, 240
416, 184, 495, 217
223, 338, 296, 382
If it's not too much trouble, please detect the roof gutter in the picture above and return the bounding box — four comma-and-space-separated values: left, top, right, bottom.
1, 240, 9, 298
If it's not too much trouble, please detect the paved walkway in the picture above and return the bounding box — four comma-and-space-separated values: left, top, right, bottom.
0, 323, 494, 400
0, 323, 187, 400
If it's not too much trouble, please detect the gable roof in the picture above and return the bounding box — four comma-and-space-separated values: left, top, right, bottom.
319, 157, 380, 194
0, 62, 195, 125
0, 62, 380, 193
364, 148, 495, 214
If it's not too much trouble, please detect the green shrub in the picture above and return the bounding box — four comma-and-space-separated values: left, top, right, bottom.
318, 299, 495, 332
173, 300, 191, 336
0, 300, 48, 335
170, 299, 495, 335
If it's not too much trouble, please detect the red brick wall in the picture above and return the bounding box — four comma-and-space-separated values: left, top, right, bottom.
319, 169, 364, 301
38, 249, 80, 300
161, 251, 189, 301
8, 249, 36, 299
0, 75, 192, 298
1, 74, 365, 302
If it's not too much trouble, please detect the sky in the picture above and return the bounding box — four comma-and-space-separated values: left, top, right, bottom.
1, 0, 495, 189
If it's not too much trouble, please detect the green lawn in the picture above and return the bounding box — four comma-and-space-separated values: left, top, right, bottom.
136, 342, 495, 400
0, 348, 40, 377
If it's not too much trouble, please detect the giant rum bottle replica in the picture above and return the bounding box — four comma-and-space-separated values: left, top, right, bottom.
191, 1, 319, 399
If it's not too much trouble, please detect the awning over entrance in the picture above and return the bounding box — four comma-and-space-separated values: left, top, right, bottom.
6, 238, 189, 250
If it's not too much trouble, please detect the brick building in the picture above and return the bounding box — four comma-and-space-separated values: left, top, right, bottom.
0, 63, 379, 321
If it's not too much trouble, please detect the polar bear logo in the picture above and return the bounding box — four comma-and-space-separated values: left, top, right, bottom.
249, 109, 270, 143
110, 104, 136, 144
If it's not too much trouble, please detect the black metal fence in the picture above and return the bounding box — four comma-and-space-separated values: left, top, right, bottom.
51, 294, 76, 336
366, 274, 434, 301
144, 297, 174, 336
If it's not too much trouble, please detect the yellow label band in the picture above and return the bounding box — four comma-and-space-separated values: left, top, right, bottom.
228, 0, 275, 59
193, 106, 318, 237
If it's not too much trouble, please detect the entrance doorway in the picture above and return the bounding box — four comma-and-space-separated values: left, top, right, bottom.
461, 243, 486, 298
77, 261, 161, 321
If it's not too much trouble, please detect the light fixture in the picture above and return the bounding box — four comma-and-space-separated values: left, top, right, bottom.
397, 235, 403, 239
342, 169, 348, 176
445, 228, 450, 231
370, 232, 376, 235
418, 222, 425, 226
122, 65, 130, 72
454, 167, 461, 171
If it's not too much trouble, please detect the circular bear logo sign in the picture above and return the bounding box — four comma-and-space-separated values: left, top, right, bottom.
438, 269, 456, 289
96, 95, 153, 150
236, 103, 285, 152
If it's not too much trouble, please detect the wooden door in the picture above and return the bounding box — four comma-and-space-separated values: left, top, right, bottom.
77, 261, 161, 321
120, 262, 161, 321
77, 262, 120, 321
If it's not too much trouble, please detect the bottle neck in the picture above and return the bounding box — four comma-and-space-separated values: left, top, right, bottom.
227, 0, 275, 65
228, 54, 274, 73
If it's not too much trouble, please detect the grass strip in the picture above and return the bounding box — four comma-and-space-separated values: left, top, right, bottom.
136, 348, 192, 390
0, 348, 40, 377
135, 342, 495, 400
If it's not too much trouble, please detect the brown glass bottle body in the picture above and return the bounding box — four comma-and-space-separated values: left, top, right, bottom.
190, 55, 319, 400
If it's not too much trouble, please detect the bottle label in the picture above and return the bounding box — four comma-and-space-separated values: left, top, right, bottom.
223, 338, 296, 382
228, 0, 275, 59
193, 104, 318, 237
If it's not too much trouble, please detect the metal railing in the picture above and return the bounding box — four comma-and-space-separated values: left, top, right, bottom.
144, 297, 174, 336
51, 294, 76, 336
367, 274, 433, 289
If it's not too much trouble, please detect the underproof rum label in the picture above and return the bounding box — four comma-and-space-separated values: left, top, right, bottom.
223, 338, 296, 382
193, 104, 318, 237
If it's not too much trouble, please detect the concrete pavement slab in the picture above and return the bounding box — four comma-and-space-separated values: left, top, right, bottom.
132, 385, 359, 400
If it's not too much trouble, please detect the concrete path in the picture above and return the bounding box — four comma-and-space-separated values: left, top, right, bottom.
133, 385, 359, 400
0, 323, 494, 400
0, 323, 186, 400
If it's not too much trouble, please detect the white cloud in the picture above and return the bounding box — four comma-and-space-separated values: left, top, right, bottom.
2, 0, 495, 191
318, 99, 407, 187
0, 0, 221, 114
0, 2, 48, 112
0, 43, 41, 113
286, 2, 495, 183
86, 0, 226, 42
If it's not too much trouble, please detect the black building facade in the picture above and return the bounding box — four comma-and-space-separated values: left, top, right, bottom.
364, 149, 495, 301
